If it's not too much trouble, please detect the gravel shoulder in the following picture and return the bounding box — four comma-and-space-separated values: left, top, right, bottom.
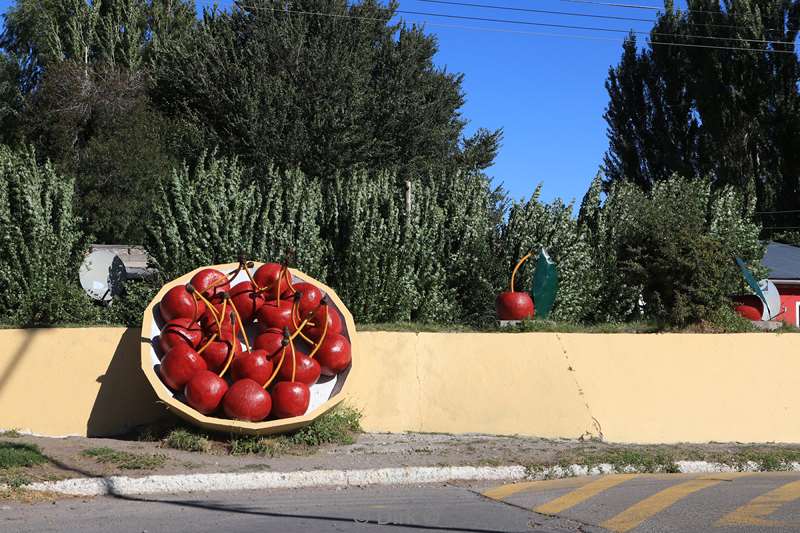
5, 431, 800, 485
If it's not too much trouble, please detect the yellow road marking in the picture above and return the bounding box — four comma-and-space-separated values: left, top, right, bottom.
535, 474, 639, 514
601, 473, 747, 533
717, 479, 800, 527
482, 477, 589, 500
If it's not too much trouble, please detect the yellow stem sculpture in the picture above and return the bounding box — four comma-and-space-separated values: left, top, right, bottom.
510, 252, 533, 292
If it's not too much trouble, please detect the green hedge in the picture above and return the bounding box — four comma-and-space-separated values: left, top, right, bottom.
0, 146, 766, 328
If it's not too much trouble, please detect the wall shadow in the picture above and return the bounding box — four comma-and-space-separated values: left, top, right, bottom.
0, 328, 39, 395
86, 328, 170, 437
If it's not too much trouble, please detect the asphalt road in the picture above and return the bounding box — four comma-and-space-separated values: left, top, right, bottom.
4, 472, 800, 533
1, 485, 595, 533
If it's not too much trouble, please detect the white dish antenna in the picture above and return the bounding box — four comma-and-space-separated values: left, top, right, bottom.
758, 279, 781, 321
79, 250, 126, 303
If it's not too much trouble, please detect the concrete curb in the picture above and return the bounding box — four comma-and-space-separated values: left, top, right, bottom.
24, 466, 528, 496
21, 461, 800, 496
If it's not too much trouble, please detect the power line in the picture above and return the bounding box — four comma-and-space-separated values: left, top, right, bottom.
561, 0, 790, 18
392, 8, 798, 46
419, 0, 793, 33
416, 0, 656, 23
232, 4, 799, 53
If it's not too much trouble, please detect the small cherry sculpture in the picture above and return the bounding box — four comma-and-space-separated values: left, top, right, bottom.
496, 252, 535, 320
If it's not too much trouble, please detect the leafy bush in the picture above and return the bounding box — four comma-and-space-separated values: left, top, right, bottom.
579, 175, 764, 326
146, 154, 328, 281
0, 145, 95, 325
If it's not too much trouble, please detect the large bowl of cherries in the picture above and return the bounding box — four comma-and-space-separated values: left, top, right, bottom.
140, 260, 354, 434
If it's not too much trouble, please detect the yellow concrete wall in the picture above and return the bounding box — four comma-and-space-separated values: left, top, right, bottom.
0, 328, 168, 437
1, 328, 799, 443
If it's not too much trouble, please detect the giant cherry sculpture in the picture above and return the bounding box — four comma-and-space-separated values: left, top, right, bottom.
155, 259, 353, 422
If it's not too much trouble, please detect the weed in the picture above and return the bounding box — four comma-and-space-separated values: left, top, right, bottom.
1, 472, 31, 489
0, 429, 22, 438
229, 436, 288, 457
227, 406, 362, 456
82, 447, 167, 470
705, 448, 800, 472
164, 429, 211, 453
286, 405, 362, 447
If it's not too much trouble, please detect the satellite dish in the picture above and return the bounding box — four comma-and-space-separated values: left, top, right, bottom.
79, 250, 126, 303
758, 279, 781, 321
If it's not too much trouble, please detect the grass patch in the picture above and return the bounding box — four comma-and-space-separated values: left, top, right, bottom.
0, 442, 47, 469
82, 447, 167, 470
164, 428, 211, 453
287, 405, 362, 446
229, 436, 288, 457
358, 322, 476, 333
565, 449, 680, 474
496, 320, 662, 334
0, 429, 22, 438
524, 445, 800, 478
228, 405, 363, 456
695, 447, 800, 472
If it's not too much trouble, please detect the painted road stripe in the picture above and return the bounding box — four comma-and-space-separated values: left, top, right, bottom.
535, 474, 639, 514
482, 477, 589, 501
717, 479, 800, 527
600, 473, 747, 533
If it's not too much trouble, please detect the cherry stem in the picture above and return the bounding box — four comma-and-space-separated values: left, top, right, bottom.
307, 301, 329, 359
262, 331, 290, 389
242, 261, 259, 290
228, 297, 252, 353
192, 289, 224, 336
276, 265, 286, 305
290, 337, 297, 383
217, 310, 237, 377
284, 267, 296, 293
510, 252, 533, 292
197, 333, 217, 354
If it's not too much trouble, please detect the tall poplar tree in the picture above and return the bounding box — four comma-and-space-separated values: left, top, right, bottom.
603, 0, 800, 217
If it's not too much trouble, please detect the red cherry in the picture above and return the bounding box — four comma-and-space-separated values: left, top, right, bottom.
256, 299, 294, 330
271, 381, 310, 419
276, 347, 321, 385
184, 370, 228, 414
190, 268, 230, 299
495, 291, 534, 320
159, 318, 203, 353
308, 305, 343, 335
293, 282, 322, 317
199, 337, 241, 373
304, 308, 343, 341
231, 349, 273, 385
223, 379, 272, 421
159, 344, 207, 391
230, 281, 265, 322
160, 285, 206, 322
200, 300, 236, 336
253, 263, 292, 299
253, 328, 286, 359
315, 334, 351, 376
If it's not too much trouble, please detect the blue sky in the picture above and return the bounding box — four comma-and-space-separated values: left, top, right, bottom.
0, 0, 665, 204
